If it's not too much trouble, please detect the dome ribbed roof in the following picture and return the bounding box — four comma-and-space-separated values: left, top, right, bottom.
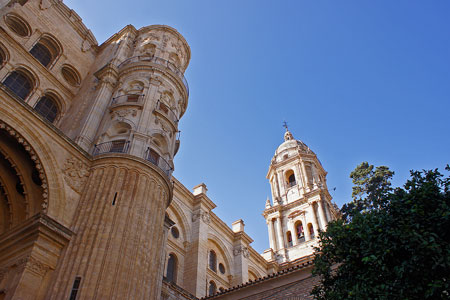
275, 130, 314, 156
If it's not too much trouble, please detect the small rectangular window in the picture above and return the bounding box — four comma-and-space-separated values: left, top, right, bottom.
69, 276, 81, 300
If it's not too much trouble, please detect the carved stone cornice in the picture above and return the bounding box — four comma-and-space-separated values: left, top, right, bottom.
94, 63, 119, 88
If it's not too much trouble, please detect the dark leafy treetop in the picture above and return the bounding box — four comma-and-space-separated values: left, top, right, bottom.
312, 163, 450, 300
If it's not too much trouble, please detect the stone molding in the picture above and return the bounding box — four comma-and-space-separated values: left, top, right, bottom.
0, 120, 49, 210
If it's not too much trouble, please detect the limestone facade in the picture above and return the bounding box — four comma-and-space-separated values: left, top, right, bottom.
0, 1, 337, 299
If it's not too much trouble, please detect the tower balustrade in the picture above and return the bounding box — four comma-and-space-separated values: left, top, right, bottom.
117, 55, 189, 96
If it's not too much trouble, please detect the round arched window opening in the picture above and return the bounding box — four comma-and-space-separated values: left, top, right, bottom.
3, 70, 34, 100
171, 226, 179, 239
61, 65, 80, 86
218, 263, 225, 274
30, 36, 60, 68
208, 281, 217, 296
4, 14, 31, 37
34, 95, 59, 123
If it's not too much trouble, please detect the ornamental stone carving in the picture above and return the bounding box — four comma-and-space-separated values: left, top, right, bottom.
12, 256, 50, 277
27, 257, 51, 277
40, 0, 52, 10
81, 38, 91, 52
63, 158, 90, 194
233, 246, 249, 258
112, 109, 138, 119
191, 211, 210, 224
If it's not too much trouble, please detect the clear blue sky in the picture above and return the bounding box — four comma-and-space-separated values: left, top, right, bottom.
65, 0, 450, 252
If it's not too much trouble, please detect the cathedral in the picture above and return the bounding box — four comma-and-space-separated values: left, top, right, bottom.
0, 1, 337, 299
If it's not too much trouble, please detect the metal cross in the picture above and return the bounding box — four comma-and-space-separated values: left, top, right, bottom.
283, 121, 289, 131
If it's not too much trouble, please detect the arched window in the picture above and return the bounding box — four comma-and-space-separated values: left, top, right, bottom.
208, 281, 217, 296
30, 43, 52, 67
287, 231, 293, 247
308, 223, 315, 238
3, 70, 33, 100
30, 37, 60, 68
288, 174, 296, 185
34, 95, 59, 123
295, 221, 304, 242
285, 170, 296, 188
166, 253, 177, 283
209, 250, 217, 272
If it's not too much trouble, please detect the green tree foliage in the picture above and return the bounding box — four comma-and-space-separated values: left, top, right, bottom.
312, 162, 450, 300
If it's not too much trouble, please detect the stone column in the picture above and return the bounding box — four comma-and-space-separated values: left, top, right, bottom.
316, 200, 327, 230
275, 217, 284, 250
267, 219, 276, 250
277, 171, 285, 199
300, 162, 310, 192
324, 201, 332, 221
48, 156, 171, 300
302, 213, 311, 241
288, 220, 298, 246
309, 204, 320, 237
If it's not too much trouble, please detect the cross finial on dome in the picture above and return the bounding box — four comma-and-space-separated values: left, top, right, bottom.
283, 121, 294, 141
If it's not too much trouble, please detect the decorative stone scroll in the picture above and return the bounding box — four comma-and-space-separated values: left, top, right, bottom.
233, 245, 249, 258
112, 108, 138, 119
191, 211, 210, 224
39, 0, 52, 10
62, 158, 90, 194
12, 256, 51, 277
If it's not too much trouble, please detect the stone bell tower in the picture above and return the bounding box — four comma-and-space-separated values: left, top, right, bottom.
48, 25, 190, 300
263, 129, 337, 264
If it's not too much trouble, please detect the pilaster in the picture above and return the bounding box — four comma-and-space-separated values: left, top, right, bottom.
0, 213, 72, 300
183, 183, 215, 298
75, 63, 119, 151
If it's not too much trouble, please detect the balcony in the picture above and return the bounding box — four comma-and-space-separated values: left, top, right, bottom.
92, 141, 173, 179
110, 94, 144, 107
145, 147, 173, 177
93, 140, 130, 155
154, 100, 179, 126
118, 55, 189, 96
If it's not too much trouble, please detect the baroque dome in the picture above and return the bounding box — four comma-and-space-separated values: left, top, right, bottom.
275, 130, 314, 157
